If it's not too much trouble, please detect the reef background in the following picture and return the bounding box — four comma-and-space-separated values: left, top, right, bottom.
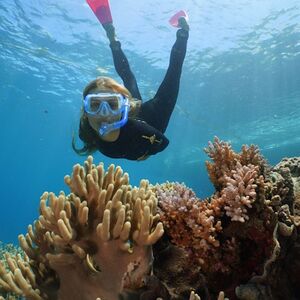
1, 138, 300, 299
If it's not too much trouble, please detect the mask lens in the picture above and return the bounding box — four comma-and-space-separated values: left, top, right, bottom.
90, 97, 102, 112
85, 93, 125, 115
105, 96, 120, 110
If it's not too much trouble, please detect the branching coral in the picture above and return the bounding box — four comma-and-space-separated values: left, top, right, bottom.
155, 175, 262, 277
0, 156, 164, 300
220, 162, 258, 222
155, 182, 222, 266
153, 138, 278, 298
0, 243, 25, 300
155, 157, 261, 273
204, 137, 266, 191
204, 137, 239, 190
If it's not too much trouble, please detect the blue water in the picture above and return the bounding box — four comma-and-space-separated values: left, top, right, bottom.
1, 0, 300, 243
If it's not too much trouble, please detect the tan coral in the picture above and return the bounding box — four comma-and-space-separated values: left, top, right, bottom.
0, 156, 164, 300
0, 253, 41, 300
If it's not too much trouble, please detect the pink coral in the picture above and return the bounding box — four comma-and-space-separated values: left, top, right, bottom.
205, 137, 266, 191
155, 182, 222, 269
204, 137, 239, 190
154, 138, 272, 279
220, 162, 259, 222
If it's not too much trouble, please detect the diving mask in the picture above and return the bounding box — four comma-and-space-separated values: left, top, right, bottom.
84, 92, 130, 136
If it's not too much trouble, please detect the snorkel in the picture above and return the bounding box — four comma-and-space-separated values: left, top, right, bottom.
99, 101, 129, 136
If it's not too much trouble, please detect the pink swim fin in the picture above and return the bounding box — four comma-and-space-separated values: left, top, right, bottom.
86, 0, 113, 25
169, 10, 188, 27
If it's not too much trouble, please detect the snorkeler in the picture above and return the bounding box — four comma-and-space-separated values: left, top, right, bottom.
73, 0, 189, 161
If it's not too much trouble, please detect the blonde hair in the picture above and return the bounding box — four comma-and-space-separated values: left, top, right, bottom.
83, 76, 141, 116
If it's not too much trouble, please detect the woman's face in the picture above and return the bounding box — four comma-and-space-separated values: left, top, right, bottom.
85, 87, 122, 135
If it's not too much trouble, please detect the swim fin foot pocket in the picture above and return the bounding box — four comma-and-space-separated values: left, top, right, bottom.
169, 10, 189, 29
178, 16, 189, 31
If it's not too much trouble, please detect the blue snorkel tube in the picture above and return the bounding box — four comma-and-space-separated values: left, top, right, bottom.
99, 102, 129, 136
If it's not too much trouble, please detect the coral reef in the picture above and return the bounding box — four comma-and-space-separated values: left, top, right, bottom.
0, 243, 23, 300
153, 138, 300, 299
0, 137, 300, 300
0, 157, 164, 300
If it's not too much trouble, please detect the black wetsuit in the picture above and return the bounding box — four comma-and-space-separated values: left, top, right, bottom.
86, 29, 188, 160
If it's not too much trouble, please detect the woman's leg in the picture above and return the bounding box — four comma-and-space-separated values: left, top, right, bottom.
103, 23, 142, 100
139, 19, 189, 133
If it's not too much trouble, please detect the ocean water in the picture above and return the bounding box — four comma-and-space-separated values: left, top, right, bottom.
0, 0, 300, 244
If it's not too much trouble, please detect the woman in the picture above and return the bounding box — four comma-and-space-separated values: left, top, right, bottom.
73, 13, 189, 161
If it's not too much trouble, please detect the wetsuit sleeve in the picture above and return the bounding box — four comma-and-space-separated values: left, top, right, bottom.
109, 41, 142, 100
